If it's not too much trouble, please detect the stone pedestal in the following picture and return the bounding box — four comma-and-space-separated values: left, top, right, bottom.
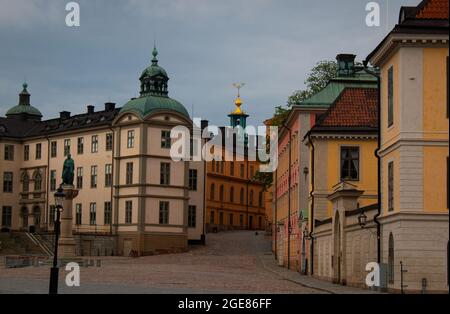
58, 185, 78, 257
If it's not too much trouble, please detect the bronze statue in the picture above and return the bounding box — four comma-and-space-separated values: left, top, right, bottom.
62, 154, 75, 186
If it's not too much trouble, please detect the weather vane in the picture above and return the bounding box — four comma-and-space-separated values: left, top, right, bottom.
232, 83, 246, 98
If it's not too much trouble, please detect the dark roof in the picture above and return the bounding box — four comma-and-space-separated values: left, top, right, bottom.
310, 87, 378, 133
0, 107, 120, 140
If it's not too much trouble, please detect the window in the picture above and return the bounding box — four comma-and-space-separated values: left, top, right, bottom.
249, 190, 254, 206
104, 202, 112, 225
240, 188, 244, 204
1, 206, 12, 227
76, 167, 83, 189
4, 144, 14, 161
75, 204, 82, 225
34, 172, 42, 191
77, 137, 84, 155
189, 169, 197, 191
127, 130, 135, 148
230, 163, 235, 176
159, 201, 169, 225
210, 210, 215, 224
49, 205, 56, 226
91, 135, 98, 153
188, 205, 196, 228
24, 145, 29, 161
64, 139, 71, 156
229, 214, 233, 226
125, 201, 132, 224
35, 143, 42, 159
388, 233, 394, 284
106, 133, 113, 151
388, 66, 394, 127
340, 147, 359, 181
50, 141, 57, 158
161, 130, 171, 148
258, 216, 262, 229
258, 191, 263, 207
105, 164, 112, 187
240, 214, 244, 227
210, 184, 215, 200
230, 187, 234, 203
219, 185, 224, 202
240, 164, 245, 178
3, 172, 13, 193
89, 203, 97, 225
388, 161, 394, 211
219, 212, 224, 225
160, 163, 170, 185
91, 166, 98, 188
126, 162, 133, 185
23, 173, 29, 192
50, 170, 57, 191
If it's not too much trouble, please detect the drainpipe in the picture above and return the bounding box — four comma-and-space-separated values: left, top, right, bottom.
45, 134, 51, 232
307, 131, 315, 275
108, 126, 115, 236
363, 61, 381, 264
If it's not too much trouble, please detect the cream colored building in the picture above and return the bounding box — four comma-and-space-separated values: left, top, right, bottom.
367, 0, 448, 293
0, 47, 206, 256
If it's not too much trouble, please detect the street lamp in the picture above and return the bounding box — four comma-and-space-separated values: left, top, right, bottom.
49, 186, 65, 294
358, 211, 368, 229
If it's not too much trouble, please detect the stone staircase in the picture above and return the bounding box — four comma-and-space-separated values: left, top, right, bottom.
0, 231, 51, 256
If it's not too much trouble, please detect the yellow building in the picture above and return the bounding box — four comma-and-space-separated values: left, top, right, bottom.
205, 96, 267, 232
304, 86, 379, 287
367, 0, 448, 292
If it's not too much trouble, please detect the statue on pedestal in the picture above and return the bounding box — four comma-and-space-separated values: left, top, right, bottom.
62, 154, 75, 186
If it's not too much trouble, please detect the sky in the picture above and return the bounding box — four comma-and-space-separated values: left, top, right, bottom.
0, 0, 420, 127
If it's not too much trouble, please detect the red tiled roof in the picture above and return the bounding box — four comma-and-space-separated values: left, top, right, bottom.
317, 88, 378, 128
416, 0, 449, 19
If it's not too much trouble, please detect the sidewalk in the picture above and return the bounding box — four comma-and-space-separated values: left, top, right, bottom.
258, 253, 379, 294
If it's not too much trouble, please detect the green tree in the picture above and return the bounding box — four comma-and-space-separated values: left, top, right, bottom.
287, 60, 338, 106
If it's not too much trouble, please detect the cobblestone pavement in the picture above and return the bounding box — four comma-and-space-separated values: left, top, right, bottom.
0, 231, 373, 294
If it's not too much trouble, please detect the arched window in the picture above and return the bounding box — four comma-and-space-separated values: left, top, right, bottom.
240, 188, 244, 204
230, 187, 234, 203
210, 184, 215, 200
388, 232, 394, 284
249, 190, 254, 206
22, 172, 30, 192
219, 185, 224, 202
33, 171, 42, 191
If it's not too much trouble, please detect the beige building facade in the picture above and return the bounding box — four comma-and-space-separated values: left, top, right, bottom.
0, 48, 206, 256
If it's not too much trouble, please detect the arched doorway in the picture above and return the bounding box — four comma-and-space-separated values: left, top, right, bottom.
333, 211, 342, 283
21, 207, 29, 229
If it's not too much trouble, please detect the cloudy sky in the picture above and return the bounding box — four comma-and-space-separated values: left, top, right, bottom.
0, 0, 419, 126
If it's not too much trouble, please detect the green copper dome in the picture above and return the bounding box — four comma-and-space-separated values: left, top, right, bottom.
121, 95, 189, 119
120, 46, 189, 119
6, 83, 42, 119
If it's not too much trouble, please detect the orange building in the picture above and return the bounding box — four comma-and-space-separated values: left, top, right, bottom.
205, 96, 266, 232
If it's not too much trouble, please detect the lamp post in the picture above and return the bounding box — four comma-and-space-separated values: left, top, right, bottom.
49, 186, 65, 294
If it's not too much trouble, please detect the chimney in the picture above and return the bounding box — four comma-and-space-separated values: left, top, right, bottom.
201, 120, 209, 132
60, 111, 71, 120
336, 54, 356, 77
105, 102, 116, 112
87, 105, 95, 114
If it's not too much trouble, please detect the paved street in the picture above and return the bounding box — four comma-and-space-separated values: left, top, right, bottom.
0, 231, 373, 294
